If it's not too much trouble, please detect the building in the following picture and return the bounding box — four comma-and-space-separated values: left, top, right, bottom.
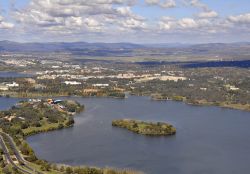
6, 82, 19, 87
225, 84, 240, 91
0, 85, 8, 91
92, 84, 109, 87
64, 81, 82, 85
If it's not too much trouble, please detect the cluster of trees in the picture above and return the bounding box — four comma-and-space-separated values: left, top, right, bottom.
112, 119, 176, 136
61, 100, 84, 113
132, 75, 250, 106
0, 99, 84, 159
3, 77, 127, 100
1, 165, 22, 174
0, 99, 84, 134
40, 163, 143, 174
108, 92, 125, 99
0, 149, 5, 169
0, 102, 64, 131
19, 142, 37, 162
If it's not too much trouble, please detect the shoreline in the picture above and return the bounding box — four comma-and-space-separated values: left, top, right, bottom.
0, 92, 126, 99
151, 96, 250, 112
1, 91, 249, 112
1, 95, 248, 173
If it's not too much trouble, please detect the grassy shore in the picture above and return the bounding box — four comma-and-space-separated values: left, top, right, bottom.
2, 90, 249, 113
0, 91, 126, 99
112, 119, 176, 136
22, 119, 71, 137
151, 94, 250, 112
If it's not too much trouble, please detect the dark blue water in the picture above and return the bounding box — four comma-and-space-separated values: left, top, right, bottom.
21, 96, 250, 174
0, 97, 23, 110
182, 60, 250, 68
0, 71, 34, 78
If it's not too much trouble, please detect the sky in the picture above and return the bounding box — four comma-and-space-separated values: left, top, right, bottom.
0, 0, 250, 43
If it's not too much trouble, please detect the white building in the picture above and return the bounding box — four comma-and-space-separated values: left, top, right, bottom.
92, 84, 109, 87
64, 81, 82, 85
0, 85, 8, 91
6, 82, 19, 87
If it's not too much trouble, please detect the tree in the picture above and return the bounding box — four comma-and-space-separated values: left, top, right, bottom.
65, 167, 73, 174
52, 164, 58, 171
60, 166, 65, 172
2, 166, 12, 174
65, 118, 74, 127
40, 161, 51, 171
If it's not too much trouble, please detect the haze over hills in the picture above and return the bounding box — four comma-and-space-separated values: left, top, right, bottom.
0, 40, 144, 52
1, 40, 250, 50
0, 40, 250, 61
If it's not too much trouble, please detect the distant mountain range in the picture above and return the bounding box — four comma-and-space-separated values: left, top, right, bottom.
1, 40, 250, 52
0, 40, 250, 60
0, 40, 144, 52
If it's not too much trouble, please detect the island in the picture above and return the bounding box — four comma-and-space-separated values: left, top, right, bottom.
112, 119, 176, 136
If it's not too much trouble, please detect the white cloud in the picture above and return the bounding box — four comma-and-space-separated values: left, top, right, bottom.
145, 0, 159, 5
0, 21, 14, 29
189, 0, 209, 11
120, 18, 146, 30
0, 15, 14, 29
145, 0, 176, 8
187, 0, 218, 19
159, 17, 210, 30
178, 18, 198, 28
159, 16, 175, 30
160, 0, 176, 8
117, 6, 133, 16
1, 0, 249, 42
13, 0, 146, 35
158, 16, 229, 35
198, 11, 218, 18
228, 13, 250, 24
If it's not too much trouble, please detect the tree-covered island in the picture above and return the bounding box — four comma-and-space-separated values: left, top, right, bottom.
112, 119, 176, 136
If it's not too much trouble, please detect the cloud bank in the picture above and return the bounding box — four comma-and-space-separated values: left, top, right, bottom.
0, 0, 249, 43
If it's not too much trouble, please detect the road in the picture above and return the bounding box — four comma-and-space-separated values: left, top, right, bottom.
0, 135, 33, 174
0, 132, 43, 174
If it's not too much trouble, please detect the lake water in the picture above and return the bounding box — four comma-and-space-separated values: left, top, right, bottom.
0, 97, 23, 110
3, 96, 250, 174
0, 71, 34, 78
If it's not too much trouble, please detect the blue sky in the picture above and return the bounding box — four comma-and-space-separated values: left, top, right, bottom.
0, 0, 250, 43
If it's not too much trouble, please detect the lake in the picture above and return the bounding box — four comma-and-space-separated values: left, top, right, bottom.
0, 97, 23, 110
0, 71, 34, 78
3, 96, 250, 174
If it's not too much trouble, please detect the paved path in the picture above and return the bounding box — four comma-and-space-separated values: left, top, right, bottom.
0, 132, 43, 174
